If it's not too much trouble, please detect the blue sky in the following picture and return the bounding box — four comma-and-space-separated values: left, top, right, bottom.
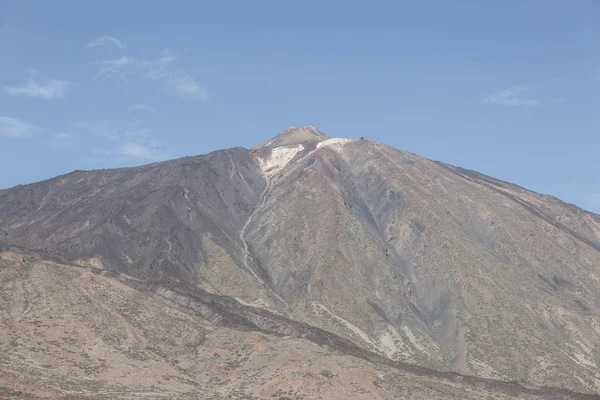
1, 0, 599, 212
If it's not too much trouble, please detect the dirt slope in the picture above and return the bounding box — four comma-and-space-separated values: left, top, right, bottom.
1, 250, 596, 399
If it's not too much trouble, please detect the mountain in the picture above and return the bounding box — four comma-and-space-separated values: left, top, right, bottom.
1, 126, 600, 398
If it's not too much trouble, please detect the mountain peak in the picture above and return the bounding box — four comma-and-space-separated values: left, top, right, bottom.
253, 126, 328, 149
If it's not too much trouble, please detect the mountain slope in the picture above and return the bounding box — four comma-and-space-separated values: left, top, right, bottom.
1, 126, 600, 395
1, 247, 596, 399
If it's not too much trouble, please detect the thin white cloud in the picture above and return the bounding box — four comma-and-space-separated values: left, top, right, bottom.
91, 143, 166, 162
548, 98, 565, 104
73, 121, 145, 142
481, 85, 539, 108
101, 56, 134, 69
158, 56, 178, 64
117, 142, 165, 160
128, 104, 158, 114
86, 36, 126, 49
47, 132, 73, 148
74, 120, 168, 163
5, 75, 72, 100
0, 117, 41, 138
97, 55, 207, 101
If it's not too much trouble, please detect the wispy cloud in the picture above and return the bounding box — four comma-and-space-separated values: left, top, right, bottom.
74, 120, 169, 163
47, 132, 73, 148
481, 85, 539, 108
115, 142, 166, 160
86, 36, 126, 49
97, 55, 207, 101
128, 104, 158, 114
101, 56, 134, 69
5, 73, 72, 100
0, 117, 42, 138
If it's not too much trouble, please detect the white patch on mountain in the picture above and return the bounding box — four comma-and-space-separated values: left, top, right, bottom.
258, 144, 304, 179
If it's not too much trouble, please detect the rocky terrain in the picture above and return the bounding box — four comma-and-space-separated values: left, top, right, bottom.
0, 248, 595, 399
1, 126, 600, 398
